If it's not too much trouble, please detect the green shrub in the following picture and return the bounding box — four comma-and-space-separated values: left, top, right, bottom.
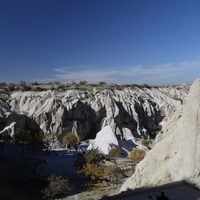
104, 164, 125, 182
57, 84, 65, 91
54, 81, 60, 85
79, 163, 104, 184
107, 146, 124, 158
83, 148, 103, 164
8, 83, 15, 91
98, 81, 106, 86
14, 129, 32, 154
41, 175, 71, 199
62, 133, 78, 147
79, 80, 88, 85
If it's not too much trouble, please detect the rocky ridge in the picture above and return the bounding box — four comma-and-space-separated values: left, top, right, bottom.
120, 79, 200, 191
0, 84, 189, 142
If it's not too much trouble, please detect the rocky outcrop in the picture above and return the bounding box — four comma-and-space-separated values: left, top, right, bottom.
88, 125, 145, 155
0, 97, 40, 133
120, 79, 200, 191
87, 125, 119, 154
0, 122, 16, 137
0, 84, 189, 141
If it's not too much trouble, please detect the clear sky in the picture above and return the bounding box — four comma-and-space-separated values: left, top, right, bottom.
1, 0, 200, 85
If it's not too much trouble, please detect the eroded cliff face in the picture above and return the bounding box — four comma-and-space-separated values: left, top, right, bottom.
120, 79, 200, 191
0, 84, 189, 140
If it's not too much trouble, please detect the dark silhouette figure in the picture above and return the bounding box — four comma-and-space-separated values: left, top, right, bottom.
156, 191, 169, 200
147, 193, 153, 200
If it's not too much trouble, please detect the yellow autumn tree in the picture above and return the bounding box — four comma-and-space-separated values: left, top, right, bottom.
79, 163, 105, 184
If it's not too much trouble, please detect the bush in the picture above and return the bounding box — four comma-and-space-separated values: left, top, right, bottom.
8, 83, 15, 91
32, 81, 39, 85
107, 146, 124, 158
104, 165, 125, 182
62, 133, 78, 147
41, 175, 71, 199
14, 129, 32, 154
141, 139, 151, 148
57, 84, 65, 91
42, 132, 57, 154
79, 80, 88, 85
157, 124, 162, 131
34, 86, 44, 91
129, 149, 146, 163
98, 81, 106, 86
0, 82, 7, 88
138, 96, 145, 104
83, 148, 103, 164
54, 81, 60, 85
79, 163, 104, 184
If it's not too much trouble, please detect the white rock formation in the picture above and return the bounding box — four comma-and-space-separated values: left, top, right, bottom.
4, 84, 188, 140
87, 125, 146, 155
87, 125, 119, 154
0, 122, 16, 137
120, 79, 200, 192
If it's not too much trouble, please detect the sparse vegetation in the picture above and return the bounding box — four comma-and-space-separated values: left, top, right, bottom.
79, 163, 105, 184
141, 139, 151, 149
157, 124, 162, 131
83, 148, 103, 164
41, 131, 57, 154
54, 81, 60, 85
147, 98, 157, 106
8, 83, 16, 91
57, 84, 66, 91
14, 129, 32, 154
104, 164, 125, 182
129, 149, 146, 163
107, 146, 124, 158
138, 96, 145, 104
0, 81, 190, 95
79, 80, 88, 85
98, 81, 107, 86
62, 132, 78, 147
41, 175, 71, 200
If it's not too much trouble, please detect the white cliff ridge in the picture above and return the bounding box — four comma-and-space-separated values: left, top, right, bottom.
4, 84, 188, 141
120, 79, 200, 191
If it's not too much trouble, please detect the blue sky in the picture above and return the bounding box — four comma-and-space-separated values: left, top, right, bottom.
1, 0, 200, 85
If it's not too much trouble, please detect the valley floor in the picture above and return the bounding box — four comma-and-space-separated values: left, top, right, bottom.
2, 145, 200, 200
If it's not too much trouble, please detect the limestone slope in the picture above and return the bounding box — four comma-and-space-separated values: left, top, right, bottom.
121, 79, 200, 191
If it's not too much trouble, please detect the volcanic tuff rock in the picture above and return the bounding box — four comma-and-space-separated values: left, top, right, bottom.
0, 98, 40, 133
120, 79, 200, 191
88, 125, 119, 154
0, 84, 189, 140
87, 125, 144, 155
